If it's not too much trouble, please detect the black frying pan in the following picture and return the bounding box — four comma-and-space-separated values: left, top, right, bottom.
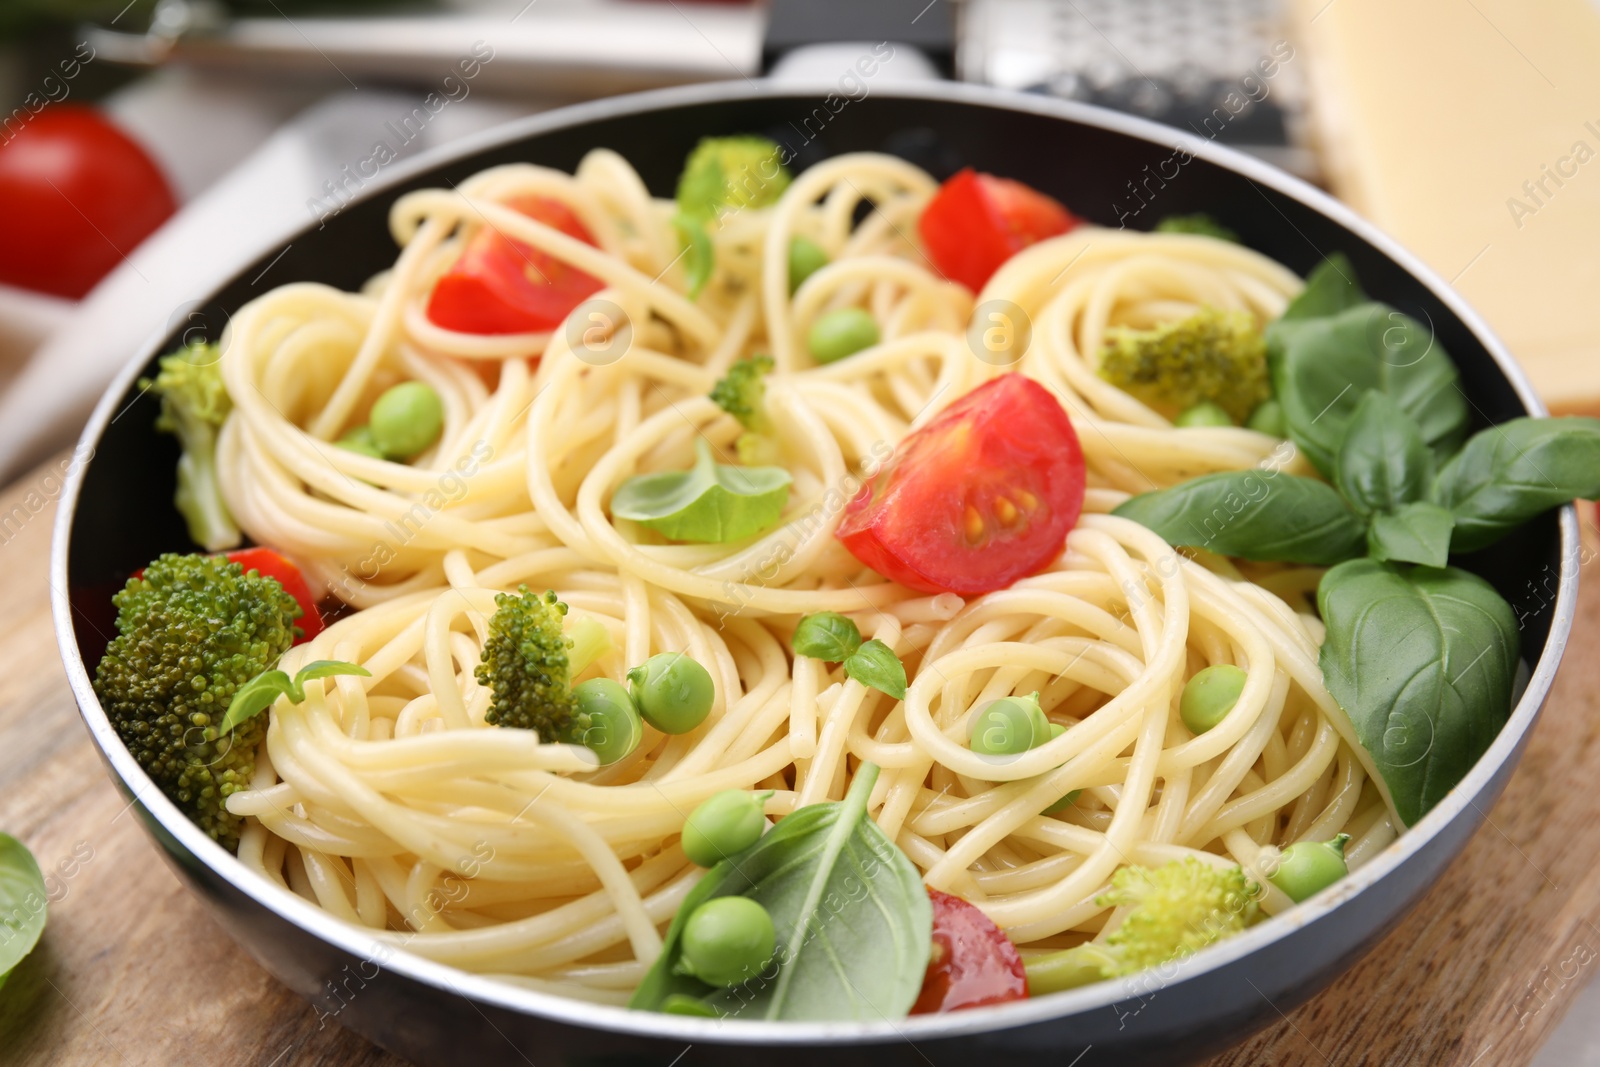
51, 81, 1579, 1067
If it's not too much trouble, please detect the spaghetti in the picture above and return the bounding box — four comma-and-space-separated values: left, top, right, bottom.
216, 149, 1393, 1004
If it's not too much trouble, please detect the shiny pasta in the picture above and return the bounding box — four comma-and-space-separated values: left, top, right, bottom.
217, 150, 1396, 1005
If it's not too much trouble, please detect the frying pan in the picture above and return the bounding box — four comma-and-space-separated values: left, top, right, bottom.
50, 80, 1579, 1067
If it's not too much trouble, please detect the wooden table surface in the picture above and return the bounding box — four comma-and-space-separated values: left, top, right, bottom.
0, 458, 1595, 1067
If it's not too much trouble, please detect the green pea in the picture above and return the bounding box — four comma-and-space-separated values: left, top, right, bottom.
970, 692, 1051, 756
1268, 833, 1351, 903
563, 678, 642, 765
1024, 943, 1118, 994
1180, 664, 1248, 734
677, 896, 776, 987
682, 789, 771, 867
369, 381, 444, 460
337, 426, 385, 459
807, 308, 879, 364
1245, 398, 1285, 436
1175, 400, 1233, 428
628, 652, 715, 734
788, 236, 829, 295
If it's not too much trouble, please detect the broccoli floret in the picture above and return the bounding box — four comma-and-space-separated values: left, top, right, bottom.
676, 136, 792, 221
142, 341, 241, 551
1027, 858, 1259, 992
1097, 306, 1270, 424
475, 587, 612, 737
710, 354, 774, 434
92, 553, 302, 852
1097, 857, 1259, 974
1155, 214, 1239, 242
711, 355, 780, 464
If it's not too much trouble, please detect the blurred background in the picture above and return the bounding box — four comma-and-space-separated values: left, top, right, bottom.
1, 0, 1596, 489
2, 0, 1600, 1063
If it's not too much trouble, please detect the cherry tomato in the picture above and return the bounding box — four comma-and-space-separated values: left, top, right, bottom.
911, 888, 1028, 1014
836, 375, 1085, 595
226, 548, 324, 645
425, 195, 603, 334
0, 105, 176, 298
918, 168, 1076, 292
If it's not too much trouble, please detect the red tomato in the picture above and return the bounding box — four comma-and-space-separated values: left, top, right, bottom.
0, 105, 176, 298
425, 195, 603, 334
918, 169, 1076, 292
226, 548, 324, 645
911, 888, 1028, 1014
836, 375, 1085, 595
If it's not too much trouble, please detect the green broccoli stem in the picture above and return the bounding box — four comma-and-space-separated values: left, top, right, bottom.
173, 423, 241, 551
1024, 943, 1118, 995
568, 615, 613, 676
146, 341, 241, 551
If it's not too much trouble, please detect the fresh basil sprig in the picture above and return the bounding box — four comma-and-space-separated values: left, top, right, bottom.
1431, 416, 1600, 553
1272, 301, 1467, 477
221, 659, 371, 735
791, 613, 908, 701
0, 834, 46, 990
630, 762, 932, 1020
1317, 560, 1518, 826
611, 437, 792, 543
1110, 254, 1597, 827
1111, 469, 1365, 565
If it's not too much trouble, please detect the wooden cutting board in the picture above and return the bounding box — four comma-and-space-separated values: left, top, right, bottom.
0, 456, 1593, 1067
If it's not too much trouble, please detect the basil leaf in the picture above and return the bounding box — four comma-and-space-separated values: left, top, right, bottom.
294, 660, 372, 688
1112, 470, 1365, 565
1272, 302, 1468, 477
792, 612, 863, 662
219, 669, 295, 736
0, 834, 47, 981
1432, 416, 1600, 553
1368, 501, 1455, 567
1273, 253, 1365, 324
220, 661, 370, 735
843, 639, 907, 700
611, 437, 792, 543
1317, 560, 1518, 827
673, 213, 714, 300
630, 763, 932, 1020
1334, 392, 1433, 517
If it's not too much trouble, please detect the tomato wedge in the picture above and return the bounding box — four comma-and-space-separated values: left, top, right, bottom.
836, 375, 1085, 595
918, 168, 1077, 292
911, 888, 1028, 1013
425, 195, 603, 335
226, 548, 324, 645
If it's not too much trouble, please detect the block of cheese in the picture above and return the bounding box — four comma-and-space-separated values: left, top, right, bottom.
1294, 0, 1600, 413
